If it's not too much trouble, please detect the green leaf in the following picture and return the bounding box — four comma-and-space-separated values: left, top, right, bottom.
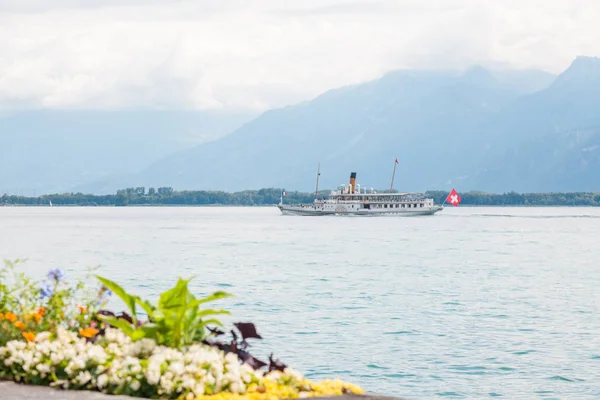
134, 296, 155, 317
196, 309, 231, 317
98, 315, 134, 335
140, 323, 162, 338
95, 275, 138, 324
158, 278, 192, 310
157, 278, 196, 348
187, 291, 233, 309
200, 318, 225, 327
151, 309, 165, 323
130, 329, 146, 341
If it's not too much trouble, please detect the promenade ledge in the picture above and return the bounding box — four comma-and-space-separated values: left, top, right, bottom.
1, 382, 407, 400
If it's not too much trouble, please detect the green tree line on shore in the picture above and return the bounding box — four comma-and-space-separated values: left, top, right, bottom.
1, 187, 600, 206
425, 190, 600, 206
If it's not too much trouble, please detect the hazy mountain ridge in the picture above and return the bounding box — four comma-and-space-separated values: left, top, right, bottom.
0, 110, 257, 194
468, 56, 600, 192
472, 125, 600, 192
101, 65, 565, 193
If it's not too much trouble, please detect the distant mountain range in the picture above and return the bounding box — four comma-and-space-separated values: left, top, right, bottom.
2, 56, 600, 195
0, 110, 257, 195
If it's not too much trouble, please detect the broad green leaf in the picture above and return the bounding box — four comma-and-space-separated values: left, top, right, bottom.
130, 329, 146, 341
187, 291, 233, 308
196, 309, 231, 317
140, 323, 162, 337
134, 296, 155, 317
151, 309, 165, 322
95, 275, 138, 324
200, 318, 225, 327
158, 278, 192, 310
98, 315, 134, 335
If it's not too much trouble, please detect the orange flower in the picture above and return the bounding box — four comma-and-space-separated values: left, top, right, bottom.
22, 331, 36, 342
32, 312, 42, 323
37, 307, 46, 316
14, 320, 25, 330
79, 327, 99, 338
5, 312, 17, 322
77, 305, 87, 313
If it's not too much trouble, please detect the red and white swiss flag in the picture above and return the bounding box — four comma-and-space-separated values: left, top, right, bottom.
446, 188, 461, 207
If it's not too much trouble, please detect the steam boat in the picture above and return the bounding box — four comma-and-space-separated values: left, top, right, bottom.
277, 167, 443, 216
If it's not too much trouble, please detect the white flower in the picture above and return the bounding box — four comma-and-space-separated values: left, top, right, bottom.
50, 352, 63, 365
35, 332, 52, 343
284, 367, 304, 381
130, 380, 141, 391
159, 376, 174, 394
266, 370, 283, 381
97, 374, 108, 389
36, 363, 51, 374
184, 364, 199, 374
182, 377, 196, 389
87, 346, 107, 364
169, 362, 185, 375
73, 356, 86, 370
229, 381, 246, 394
75, 371, 92, 386
204, 373, 216, 386
146, 369, 161, 385
8, 341, 26, 351
163, 371, 174, 381
193, 383, 205, 396
224, 352, 239, 364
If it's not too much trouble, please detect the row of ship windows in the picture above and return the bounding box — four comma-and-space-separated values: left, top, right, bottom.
337, 204, 426, 209
324, 203, 426, 210
378, 203, 424, 208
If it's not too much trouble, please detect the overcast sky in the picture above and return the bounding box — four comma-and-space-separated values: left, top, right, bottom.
1, 0, 598, 111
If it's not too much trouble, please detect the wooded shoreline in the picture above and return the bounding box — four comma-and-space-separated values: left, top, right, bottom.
2, 187, 600, 207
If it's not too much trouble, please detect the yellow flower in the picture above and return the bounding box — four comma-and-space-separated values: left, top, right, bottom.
14, 320, 25, 330
189, 377, 364, 400
79, 327, 99, 338
178, 374, 363, 400
5, 312, 17, 322
22, 331, 36, 342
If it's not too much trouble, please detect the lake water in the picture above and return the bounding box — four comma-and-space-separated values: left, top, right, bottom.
1, 206, 599, 399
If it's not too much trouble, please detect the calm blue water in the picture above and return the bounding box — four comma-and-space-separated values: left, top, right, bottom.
1, 206, 600, 399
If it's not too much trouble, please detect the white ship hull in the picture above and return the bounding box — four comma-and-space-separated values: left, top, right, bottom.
278, 204, 443, 216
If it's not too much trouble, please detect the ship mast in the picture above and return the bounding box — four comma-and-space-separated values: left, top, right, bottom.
390, 157, 398, 193
314, 162, 321, 201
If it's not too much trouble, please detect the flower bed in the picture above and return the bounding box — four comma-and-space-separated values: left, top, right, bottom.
0, 260, 364, 399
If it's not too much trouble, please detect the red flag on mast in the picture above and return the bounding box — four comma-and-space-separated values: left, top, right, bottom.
446, 188, 461, 207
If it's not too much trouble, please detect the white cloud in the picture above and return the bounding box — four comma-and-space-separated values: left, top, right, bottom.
0, 0, 598, 111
